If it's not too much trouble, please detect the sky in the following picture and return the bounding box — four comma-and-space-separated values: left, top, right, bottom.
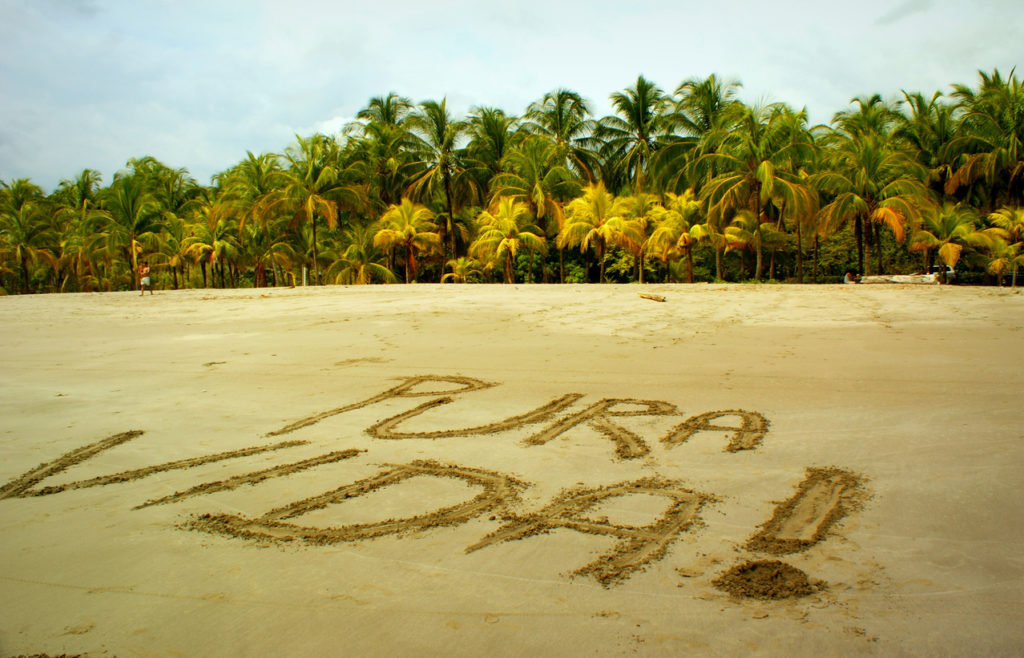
1, 0, 1021, 192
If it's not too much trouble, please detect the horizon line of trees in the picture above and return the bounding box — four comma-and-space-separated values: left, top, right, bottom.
2, 68, 1023, 294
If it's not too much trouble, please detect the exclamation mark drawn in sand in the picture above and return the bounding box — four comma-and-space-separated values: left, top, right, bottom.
712, 467, 867, 600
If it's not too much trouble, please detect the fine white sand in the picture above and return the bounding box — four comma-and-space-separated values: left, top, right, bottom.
1, 283, 1022, 656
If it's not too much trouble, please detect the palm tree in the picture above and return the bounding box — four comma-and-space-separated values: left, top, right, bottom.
185, 199, 240, 288
222, 152, 287, 232
946, 69, 1024, 208
648, 190, 704, 282
699, 103, 816, 280
471, 197, 546, 284
442, 256, 484, 283
99, 175, 164, 288
652, 74, 743, 193
356, 92, 414, 128
347, 93, 417, 212
523, 88, 598, 181
407, 99, 476, 261
612, 191, 662, 282
895, 90, 959, 197
910, 201, 1002, 281
240, 215, 297, 287
0, 179, 56, 292
985, 239, 1023, 286
280, 134, 365, 285
596, 75, 672, 193
490, 136, 580, 281
557, 182, 641, 282
989, 206, 1024, 285
50, 170, 106, 291
325, 226, 395, 285
466, 106, 521, 194
373, 198, 439, 283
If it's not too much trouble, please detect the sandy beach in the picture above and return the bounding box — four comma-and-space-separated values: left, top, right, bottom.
1, 283, 1022, 656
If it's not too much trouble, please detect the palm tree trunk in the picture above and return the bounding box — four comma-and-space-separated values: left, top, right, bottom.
813, 234, 820, 283
796, 219, 804, 283
20, 254, 30, 294
751, 189, 763, 281
875, 223, 884, 275
559, 248, 565, 283
855, 215, 865, 276
715, 246, 723, 281
686, 245, 694, 283
311, 215, 319, 285
443, 173, 456, 261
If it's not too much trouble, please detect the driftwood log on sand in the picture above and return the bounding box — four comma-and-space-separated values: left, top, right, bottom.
638, 293, 666, 302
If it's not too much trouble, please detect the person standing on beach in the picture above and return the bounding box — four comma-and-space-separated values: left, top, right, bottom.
139, 261, 153, 295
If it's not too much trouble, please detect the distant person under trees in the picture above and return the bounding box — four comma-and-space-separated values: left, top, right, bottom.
139, 261, 153, 295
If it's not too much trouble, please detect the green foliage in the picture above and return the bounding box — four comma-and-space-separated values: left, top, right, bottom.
3, 69, 1023, 292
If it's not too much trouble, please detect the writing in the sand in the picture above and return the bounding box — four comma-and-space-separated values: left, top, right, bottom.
0, 375, 776, 588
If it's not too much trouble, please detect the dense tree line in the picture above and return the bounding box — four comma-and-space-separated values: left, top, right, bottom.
2, 69, 1023, 294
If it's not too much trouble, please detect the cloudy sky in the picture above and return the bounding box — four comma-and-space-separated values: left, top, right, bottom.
1, 0, 1020, 191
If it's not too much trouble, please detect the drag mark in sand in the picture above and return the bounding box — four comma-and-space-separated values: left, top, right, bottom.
661, 409, 769, 452
746, 467, 866, 554
186, 460, 526, 545
0, 430, 305, 500
467, 478, 712, 587
366, 394, 584, 439
523, 399, 679, 459
135, 449, 364, 509
267, 375, 496, 436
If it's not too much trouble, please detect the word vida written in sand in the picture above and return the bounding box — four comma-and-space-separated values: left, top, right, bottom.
0, 375, 865, 591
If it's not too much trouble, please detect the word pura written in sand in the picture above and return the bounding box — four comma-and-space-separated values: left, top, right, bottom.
0, 375, 864, 591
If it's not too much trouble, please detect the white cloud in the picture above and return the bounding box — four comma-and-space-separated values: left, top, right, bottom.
1, 0, 1021, 191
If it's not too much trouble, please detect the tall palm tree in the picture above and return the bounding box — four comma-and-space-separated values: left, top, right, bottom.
222, 152, 288, 233
523, 88, 598, 181
51, 170, 106, 291
356, 92, 414, 128
699, 103, 816, 280
651, 74, 743, 193
373, 198, 439, 283
0, 179, 55, 292
895, 90, 959, 197
471, 197, 546, 284
946, 69, 1024, 208
185, 199, 240, 288
280, 134, 366, 285
490, 136, 580, 282
466, 106, 521, 195
407, 99, 477, 262
596, 75, 672, 193
557, 182, 641, 282
347, 93, 417, 213
99, 175, 164, 288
